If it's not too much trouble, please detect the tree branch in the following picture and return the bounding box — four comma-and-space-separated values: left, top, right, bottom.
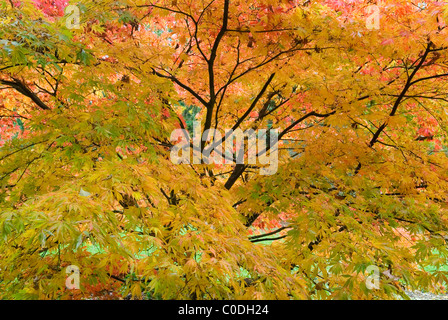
0, 78, 50, 110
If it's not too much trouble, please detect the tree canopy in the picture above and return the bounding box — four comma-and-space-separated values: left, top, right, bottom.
1, 0, 448, 299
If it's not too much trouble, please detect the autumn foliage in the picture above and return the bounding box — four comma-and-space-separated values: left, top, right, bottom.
1, 0, 448, 300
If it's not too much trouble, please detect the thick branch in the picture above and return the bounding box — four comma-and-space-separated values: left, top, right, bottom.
368, 43, 432, 147
0, 78, 50, 110
248, 226, 291, 241
151, 68, 209, 107
202, 0, 230, 146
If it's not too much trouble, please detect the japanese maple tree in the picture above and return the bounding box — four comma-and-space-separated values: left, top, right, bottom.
1, 0, 448, 300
